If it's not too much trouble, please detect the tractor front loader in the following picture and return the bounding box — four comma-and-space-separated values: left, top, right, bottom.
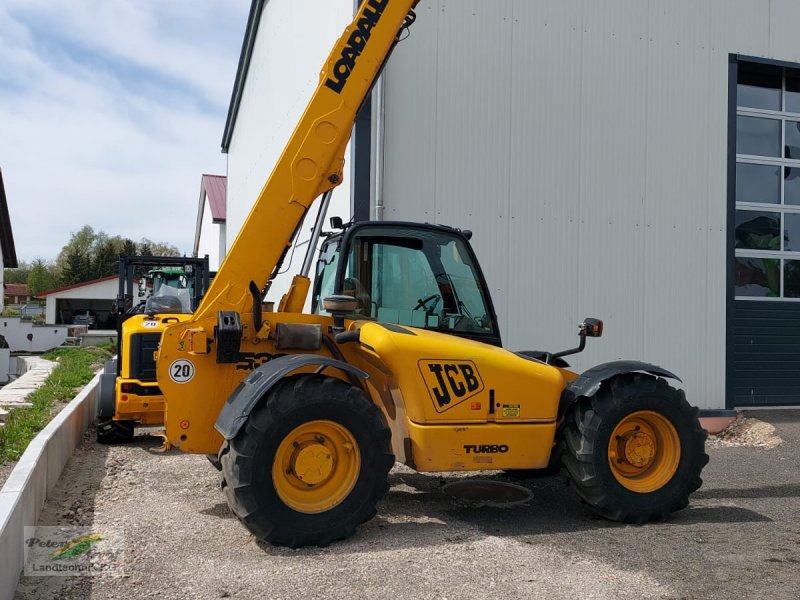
96, 255, 210, 443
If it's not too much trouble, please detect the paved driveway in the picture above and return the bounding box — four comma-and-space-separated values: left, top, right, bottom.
15, 410, 800, 600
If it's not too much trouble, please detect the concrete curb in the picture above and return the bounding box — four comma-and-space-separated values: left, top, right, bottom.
0, 373, 99, 600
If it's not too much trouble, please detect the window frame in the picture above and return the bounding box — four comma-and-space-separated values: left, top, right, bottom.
734, 58, 800, 301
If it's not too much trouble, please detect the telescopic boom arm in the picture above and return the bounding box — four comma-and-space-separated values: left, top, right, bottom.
192, 0, 420, 325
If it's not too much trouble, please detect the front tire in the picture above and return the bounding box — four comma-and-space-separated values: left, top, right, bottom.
560, 374, 708, 523
220, 374, 394, 548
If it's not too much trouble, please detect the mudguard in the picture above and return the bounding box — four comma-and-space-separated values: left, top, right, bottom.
560, 360, 681, 419
214, 354, 369, 440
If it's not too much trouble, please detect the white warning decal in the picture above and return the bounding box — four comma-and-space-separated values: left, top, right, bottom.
169, 359, 195, 384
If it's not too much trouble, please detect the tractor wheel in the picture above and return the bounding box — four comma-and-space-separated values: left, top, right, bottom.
559, 374, 708, 523
220, 374, 394, 548
96, 419, 135, 444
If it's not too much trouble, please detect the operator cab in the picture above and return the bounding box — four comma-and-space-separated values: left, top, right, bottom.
312, 222, 502, 346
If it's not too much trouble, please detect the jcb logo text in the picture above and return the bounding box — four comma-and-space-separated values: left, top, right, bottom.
419, 360, 485, 413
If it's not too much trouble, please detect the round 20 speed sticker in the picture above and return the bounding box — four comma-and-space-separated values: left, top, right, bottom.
169, 359, 195, 384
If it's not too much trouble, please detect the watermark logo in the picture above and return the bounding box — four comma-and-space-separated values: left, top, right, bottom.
24, 526, 126, 577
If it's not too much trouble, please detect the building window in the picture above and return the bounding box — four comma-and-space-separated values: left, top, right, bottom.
735, 62, 800, 298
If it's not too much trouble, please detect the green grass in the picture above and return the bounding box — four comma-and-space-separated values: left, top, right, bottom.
94, 341, 117, 354
0, 346, 112, 465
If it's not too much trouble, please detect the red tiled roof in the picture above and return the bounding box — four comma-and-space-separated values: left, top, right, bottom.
4, 283, 28, 297
202, 174, 226, 222
36, 275, 117, 298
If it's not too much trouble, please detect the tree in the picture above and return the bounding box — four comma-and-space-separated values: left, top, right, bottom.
55, 225, 97, 281
40, 226, 182, 285
61, 246, 92, 285
93, 239, 120, 279
137, 241, 154, 257
119, 239, 138, 258
139, 238, 180, 257
26, 259, 57, 296
4, 260, 31, 284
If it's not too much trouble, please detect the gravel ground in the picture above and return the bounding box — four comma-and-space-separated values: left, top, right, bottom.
14, 410, 800, 600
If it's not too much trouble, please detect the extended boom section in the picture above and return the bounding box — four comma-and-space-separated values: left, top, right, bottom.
194, 0, 419, 320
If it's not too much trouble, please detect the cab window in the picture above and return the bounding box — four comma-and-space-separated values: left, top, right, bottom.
341, 227, 495, 335
313, 237, 340, 313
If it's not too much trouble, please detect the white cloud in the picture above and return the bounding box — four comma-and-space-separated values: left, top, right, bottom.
0, 0, 249, 261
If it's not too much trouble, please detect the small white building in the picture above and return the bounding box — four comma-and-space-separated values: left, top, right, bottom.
217, 0, 800, 412
38, 276, 117, 327
193, 174, 227, 272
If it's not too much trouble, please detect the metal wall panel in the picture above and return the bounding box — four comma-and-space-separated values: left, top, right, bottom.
769, 0, 800, 62
506, 1, 584, 355
641, 0, 713, 403
379, 0, 800, 409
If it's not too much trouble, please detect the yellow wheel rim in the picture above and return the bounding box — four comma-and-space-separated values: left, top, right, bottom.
607, 410, 680, 493
272, 420, 361, 514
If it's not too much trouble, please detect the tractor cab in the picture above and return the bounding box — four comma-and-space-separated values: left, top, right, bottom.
312, 222, 502, 347
149, 268, 190, 295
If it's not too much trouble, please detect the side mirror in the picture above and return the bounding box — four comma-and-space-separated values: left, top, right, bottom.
323, 295, 357, 333
323, 295, 358, 314
550, 317, 604, 363
581, 318, 604, 338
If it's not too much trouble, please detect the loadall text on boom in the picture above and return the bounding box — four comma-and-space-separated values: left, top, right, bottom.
324, 0, 388, 93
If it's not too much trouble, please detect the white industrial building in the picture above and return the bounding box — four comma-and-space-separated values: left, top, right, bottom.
216, 0, 800, 412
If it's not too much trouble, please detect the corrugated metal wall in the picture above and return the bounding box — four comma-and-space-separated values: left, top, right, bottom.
378, 0, 800, 409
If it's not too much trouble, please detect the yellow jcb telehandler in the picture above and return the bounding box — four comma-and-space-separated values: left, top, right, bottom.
152, 0, 708, 547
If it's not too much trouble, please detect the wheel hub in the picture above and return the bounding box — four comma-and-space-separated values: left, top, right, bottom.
291, 441, 334, 485
619, 431, 656, 468
273, 420, 361, 513
607, 410, 681, 494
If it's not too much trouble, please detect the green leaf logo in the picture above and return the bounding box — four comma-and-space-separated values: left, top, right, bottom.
49, 533, 105, 561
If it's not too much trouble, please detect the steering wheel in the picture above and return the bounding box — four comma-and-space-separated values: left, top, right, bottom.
413, 294, 441, 312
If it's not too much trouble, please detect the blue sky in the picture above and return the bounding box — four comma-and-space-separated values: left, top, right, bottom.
0, 0, 250, 261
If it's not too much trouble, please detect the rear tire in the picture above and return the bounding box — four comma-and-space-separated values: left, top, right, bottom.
96, 419, 135, 444
220, 374, 394, 548
559, 374, 708, 523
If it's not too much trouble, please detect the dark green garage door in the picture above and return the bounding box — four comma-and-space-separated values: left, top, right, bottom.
733, 300, 800, 406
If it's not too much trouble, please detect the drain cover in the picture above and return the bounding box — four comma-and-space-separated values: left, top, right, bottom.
441, 480, 532, 505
